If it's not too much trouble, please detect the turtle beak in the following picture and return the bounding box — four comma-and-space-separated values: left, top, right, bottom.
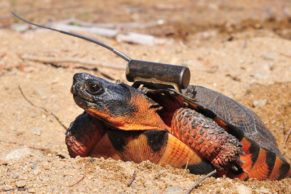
71, 73, 89, 94
73, 73, 86, 85
71, 73, 88, 104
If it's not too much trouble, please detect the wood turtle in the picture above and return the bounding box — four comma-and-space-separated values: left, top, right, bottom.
12, 12, 290, 180
66, 73, 290, 180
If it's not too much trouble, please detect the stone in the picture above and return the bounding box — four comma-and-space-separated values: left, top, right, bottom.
4, 147, 32, 161
31, 128, 42, 136
255, 187, 272, 194
16, 180, 26, 188
1, 185, 14, 192
252, 99, 267, 107
165, 186, 184, 194
235, 184, 252, 194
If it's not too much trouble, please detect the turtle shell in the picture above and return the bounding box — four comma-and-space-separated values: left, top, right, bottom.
182, 86, 279, 155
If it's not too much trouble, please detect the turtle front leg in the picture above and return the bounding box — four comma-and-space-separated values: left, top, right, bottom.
65, 112, 106, 157
171, 108, 243, 173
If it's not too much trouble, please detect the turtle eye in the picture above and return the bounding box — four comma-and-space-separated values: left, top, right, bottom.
86, 81, 103, 95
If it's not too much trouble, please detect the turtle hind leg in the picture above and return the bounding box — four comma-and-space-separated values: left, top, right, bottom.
171, 108, 243, 173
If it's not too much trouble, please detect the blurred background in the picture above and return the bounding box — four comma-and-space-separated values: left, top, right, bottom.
0, 1, 290, 193
1, 0, 291, 40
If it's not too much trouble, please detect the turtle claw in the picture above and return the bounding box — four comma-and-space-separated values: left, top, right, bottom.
115, 80, 122, 84
213, 156, 243, 175
229, 164, 243, 175
138, 86, 150, 94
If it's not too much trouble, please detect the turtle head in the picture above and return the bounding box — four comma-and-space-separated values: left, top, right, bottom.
71, 73, 134, 117
71, 73, 168, 131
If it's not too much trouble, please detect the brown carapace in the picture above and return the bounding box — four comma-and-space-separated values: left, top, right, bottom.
67, 73, 290, 180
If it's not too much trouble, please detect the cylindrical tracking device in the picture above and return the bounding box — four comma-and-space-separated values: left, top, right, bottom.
126, 60, 191, 90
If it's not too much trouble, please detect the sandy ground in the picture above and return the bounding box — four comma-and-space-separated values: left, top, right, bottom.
0, 0, 291, 193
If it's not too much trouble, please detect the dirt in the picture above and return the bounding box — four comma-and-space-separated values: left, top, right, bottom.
0, 0, 290, 193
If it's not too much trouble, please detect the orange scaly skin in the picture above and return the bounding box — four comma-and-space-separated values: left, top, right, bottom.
66, 113, 215, 175
87, 93, 169, 131
172, 108, 291, 180
211, 118, 290, 180
171, 108, 242, 171
238, 137, 290, 180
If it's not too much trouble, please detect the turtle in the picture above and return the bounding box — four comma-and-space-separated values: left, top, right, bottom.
10, 12, 290, 180
66, 72, 291, 180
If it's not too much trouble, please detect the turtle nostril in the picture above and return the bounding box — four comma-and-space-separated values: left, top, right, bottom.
73, 73, 82, 85
71, 82, 80, 95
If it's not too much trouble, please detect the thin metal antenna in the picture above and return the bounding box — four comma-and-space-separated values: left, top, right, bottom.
11, 12, 131, 62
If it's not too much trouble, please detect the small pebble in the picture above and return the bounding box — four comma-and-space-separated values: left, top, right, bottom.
31, 128, 42, 136
255, 187, 272, 194
254, 72, 269, 80
11, 24, 29, 32
1, 185, 14, 191
252, 99, 267, 107
42, 162, 50, 170
165, 186, 184, 194
4, 147, 32, 161
11, 172, 20, 179
197, 30, 218, 40
32, 163, 41, 175
33, 169, 40, 175
261, 52, 275, 61
236, 184, 252, 194
16, 180, 26, 188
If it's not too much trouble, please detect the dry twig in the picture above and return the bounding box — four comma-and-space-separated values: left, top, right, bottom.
184, 159, 189, 171
21, 55, 117, 80
127, 170, 137, 187
51, 23, 118, 38
74, 19, 164, 30
67, 175, 86, 187
18, 85, 67, 130
21, 55, 125, 70
0, 188, 14, 192
15, 20, 171, 45
284, 128, 291, 146
116, 32, 173, 46
279, 52, 291, 59
186, 170, 216, 194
